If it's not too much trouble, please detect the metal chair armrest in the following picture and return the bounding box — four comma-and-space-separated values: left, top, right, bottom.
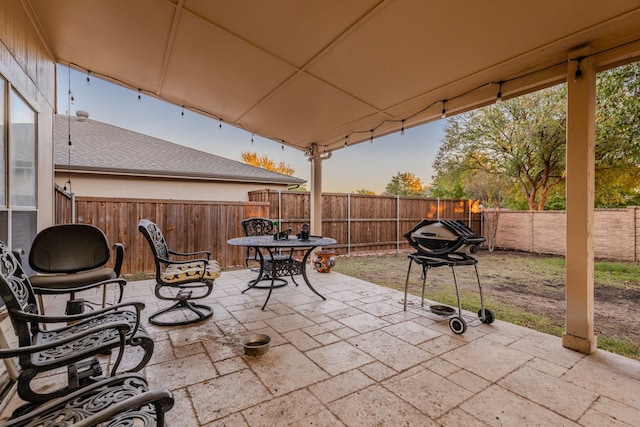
71, 389, 175, 427
0, 322, 130, 359
168, 249, 211, 259
17, 301, 145, 325
112, 243, 125, 277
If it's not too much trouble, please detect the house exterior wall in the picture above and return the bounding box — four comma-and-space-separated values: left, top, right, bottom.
0, 1, 56, 228
55, 173, 290, 201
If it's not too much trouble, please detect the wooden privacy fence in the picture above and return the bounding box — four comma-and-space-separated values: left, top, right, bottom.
248, 190, 480, 255
73, 197, 270, 276
66, 191, 480, 276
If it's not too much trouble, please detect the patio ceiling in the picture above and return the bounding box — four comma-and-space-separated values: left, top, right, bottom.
26, 0, 640, 153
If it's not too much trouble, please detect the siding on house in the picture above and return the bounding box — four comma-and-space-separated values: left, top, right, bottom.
54, 112, 305, 201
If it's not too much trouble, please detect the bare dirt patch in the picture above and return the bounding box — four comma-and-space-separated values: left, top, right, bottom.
333, 250, 640, 347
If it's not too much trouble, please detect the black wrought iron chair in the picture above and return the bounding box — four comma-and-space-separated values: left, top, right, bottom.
0, 370, 173, 426
28, 223, 126, 314
138, 219, 220, 326
0, 240, 153, 403
240, 217, 301, 288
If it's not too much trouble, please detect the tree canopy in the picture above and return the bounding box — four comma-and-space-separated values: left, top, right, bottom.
240, 151, 295, 176
431, 86, 566, 210
431, 61, 640, 210
383, 172, 428, 197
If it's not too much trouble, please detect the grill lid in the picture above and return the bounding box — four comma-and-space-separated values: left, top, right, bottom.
404, 220, 485, 256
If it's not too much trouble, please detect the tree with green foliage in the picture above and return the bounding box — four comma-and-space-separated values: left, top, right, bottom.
355, 189, 376, 195
594, 62, 640, 207
383, 172, 428, 196
431, 62, 640, 210
431, 86, 567, 210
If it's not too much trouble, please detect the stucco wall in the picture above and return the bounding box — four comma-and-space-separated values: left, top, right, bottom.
494, 208, 640, 261
55, 173, 291, 202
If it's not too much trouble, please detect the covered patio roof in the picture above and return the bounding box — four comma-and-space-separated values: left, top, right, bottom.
25, 0, 640, 153
19, 0, 640, 356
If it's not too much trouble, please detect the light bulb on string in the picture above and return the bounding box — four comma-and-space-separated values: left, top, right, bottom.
70, 92, 75, 104
219, 119, 222, 129
181, 107, 185, 118
574, 57, 583, 83
137, 89, 141, 102
496, 82, 503, 103
401, 120, 405, 135
369, 129, 374, 143
281, 144, 284, 151
323, 145, 327, 154
251, 133, 254, 144
86, 71, 91, 85
344, 135, 349, 147
441, 100, 447, 119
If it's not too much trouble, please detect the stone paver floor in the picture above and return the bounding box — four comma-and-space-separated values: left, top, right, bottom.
1, 268, 640, 426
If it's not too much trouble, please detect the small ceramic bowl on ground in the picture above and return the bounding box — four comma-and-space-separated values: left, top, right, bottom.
241, 334, 272, 357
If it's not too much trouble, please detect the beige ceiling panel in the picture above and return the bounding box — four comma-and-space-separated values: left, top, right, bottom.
183, 0, 382, 67
160, 12, 295, 121
308, 0, 640, 111
29, 0, 175, 90
239, 74, 379, 147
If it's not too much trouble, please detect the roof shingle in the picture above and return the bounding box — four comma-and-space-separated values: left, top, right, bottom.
54, 114, 305, 185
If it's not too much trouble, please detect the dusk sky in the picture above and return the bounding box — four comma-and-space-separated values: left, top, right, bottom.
56, 65, 444, 194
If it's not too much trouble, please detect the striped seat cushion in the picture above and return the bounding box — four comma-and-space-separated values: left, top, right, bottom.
162, 260, 221, 283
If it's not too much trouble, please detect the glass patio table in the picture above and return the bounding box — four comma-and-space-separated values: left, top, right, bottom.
227, 235, 337, 310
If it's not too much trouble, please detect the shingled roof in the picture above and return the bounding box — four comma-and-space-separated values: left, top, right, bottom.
54, 112, 305, 186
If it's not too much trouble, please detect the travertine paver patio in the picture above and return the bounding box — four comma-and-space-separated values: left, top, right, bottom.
2, 268, 640, 426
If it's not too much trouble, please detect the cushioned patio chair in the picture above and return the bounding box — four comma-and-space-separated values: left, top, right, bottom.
138, 219, 220, 326
0, 371, 173, 426
0, 240, 153, 403
28, 223, 126, 314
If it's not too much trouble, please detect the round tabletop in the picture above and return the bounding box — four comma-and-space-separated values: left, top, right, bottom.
227, 235, 337, 248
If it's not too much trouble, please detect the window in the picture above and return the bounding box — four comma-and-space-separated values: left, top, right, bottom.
0, 75, 38, 258
9, 89, 37, 207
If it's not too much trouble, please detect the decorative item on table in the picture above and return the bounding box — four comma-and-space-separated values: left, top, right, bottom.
314, 250, 336, 273
298, 222, 309, 240
272, 221, 291, 240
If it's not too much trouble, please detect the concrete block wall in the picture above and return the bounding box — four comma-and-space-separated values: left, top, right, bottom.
494, 207, 640, 261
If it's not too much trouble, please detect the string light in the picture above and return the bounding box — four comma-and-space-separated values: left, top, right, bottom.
219, 119, 222, 129
251, 133, 254, 144
281, 144, 284, 151
65, 42, 623, 151
574, 57, 583, 83
137, 89, 141, 102
369, 129, 374, 143
86, 71, 91, 85
181, 107, 185, 118
323, 145, 327, 154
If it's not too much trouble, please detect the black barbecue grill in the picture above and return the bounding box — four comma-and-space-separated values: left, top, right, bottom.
403, 219, 495, 334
